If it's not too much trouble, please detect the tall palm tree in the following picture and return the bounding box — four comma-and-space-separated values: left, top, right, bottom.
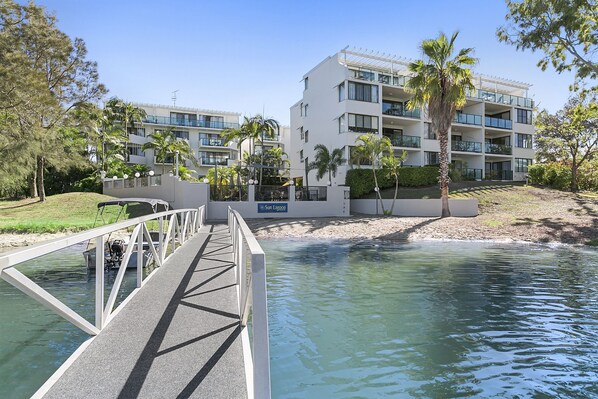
142, 130, 172, 174
381, 150, 407, 215
309, 144, 346, 183
251, 114, 280, 185
105, 98, 147, 162
405, 31, 477, 217
354, 134, 392, 214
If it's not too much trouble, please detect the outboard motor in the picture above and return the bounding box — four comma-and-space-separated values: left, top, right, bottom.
108, 239, 125, 267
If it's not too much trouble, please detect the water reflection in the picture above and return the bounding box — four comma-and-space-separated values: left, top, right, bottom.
264, 240, 598, 399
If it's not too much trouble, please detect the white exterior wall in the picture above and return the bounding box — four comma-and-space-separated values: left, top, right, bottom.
290, 49, 536, 186
351, 198, 478, 217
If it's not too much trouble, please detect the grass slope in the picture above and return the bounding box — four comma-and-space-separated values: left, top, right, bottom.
0, 193, 120, 233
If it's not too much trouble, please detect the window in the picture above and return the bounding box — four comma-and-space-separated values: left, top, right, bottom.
516, 108, 532, 124
304, 130, 309, 143
299, 150, 304, 162
424, 122, 436, 139
300, 127, 304, 140
348, 82, 379, 103
128, 144, 144, 156
300, 102, 304, 116
198, 115, 224, 128
338, 82, 345, 102
338, 114, 346, 133
172, 130, 189, 140
515, 158, 532, 172
199, 151, 229, 165
304, 77, 308, 90
349, 69, 375, 81
424, 151, 440, 165
348, 113, 378, 133
515, 133, 533, 148
304, 104, 309, 117
127, 127, 145, 137
170, 112, 197, 126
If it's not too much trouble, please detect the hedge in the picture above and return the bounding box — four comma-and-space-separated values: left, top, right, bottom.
528, 162, 598, 191
345, 166, 439, 198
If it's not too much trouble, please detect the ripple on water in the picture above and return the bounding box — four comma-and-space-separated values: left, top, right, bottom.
263, 240, 598, 399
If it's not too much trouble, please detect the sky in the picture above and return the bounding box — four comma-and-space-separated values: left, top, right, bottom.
37, 0, 575, 126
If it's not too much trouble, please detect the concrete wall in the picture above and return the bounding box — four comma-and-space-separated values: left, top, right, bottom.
104, 175, 351, 221
351, 198, 478, 217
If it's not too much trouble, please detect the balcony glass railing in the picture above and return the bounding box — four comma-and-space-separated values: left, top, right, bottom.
484, 170, 514, 181
348, 126, 378, 134
454, 113, 482, 126
382, 104, 421, 119
144, 115, 239, 129
484, 116, 512, 130
475, 90, 534, 108
451, 140, 482, 153
385, 135, 421, 148
200, 137, 226, 146
349, 69, 376, 82
485, 143, 512, 155
201, 157, 229, 166
453, 168, 483, 181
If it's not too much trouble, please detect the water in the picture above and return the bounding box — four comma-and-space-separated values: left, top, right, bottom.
262, 240, 598, 399
0, 244, 139, 399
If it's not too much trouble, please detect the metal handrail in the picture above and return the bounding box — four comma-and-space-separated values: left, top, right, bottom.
0, 206, 206, 336
227, 207, 271, 399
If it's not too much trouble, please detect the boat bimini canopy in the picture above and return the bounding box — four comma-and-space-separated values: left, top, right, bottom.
97, 198, 170, 213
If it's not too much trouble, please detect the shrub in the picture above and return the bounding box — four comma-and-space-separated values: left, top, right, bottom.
528, 162, 572, 191
345, 166, 439, 198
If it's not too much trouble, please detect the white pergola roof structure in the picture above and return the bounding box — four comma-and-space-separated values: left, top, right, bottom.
338, 46, 531, 94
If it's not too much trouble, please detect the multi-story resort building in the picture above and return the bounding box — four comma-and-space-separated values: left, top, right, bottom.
290, 48, 535, 185
125, 103, 290, 177
127, 103, 241, 176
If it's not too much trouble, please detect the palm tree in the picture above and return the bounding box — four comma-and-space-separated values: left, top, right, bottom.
405, 31, 477, 217
105, 98, 147, 162
142, 130, 172, 174
381, 150, 407, 215
251, 114, 280, 186
354, 134, 392, 214
309, 145, 346, 184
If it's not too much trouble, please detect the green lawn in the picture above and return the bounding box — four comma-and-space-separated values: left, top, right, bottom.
0, 192, 157, 233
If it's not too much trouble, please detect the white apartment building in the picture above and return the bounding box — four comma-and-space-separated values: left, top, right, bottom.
290, 47, 535, 186
125, 103, 291, 179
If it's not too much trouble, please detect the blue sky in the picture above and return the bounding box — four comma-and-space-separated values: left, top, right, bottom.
39, 0, 575, 125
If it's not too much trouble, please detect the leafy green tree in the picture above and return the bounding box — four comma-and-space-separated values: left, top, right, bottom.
535, 93, 598, 191
353, 134, 392, 214
104, 98, 147, 161
242, 147, 289, 185
406, 31, 477, 217
497, 0, 598, 88
0, 0, 105, 201
309, 145, 346, 183
381, 150, 408, 215
251, 114, 280, 185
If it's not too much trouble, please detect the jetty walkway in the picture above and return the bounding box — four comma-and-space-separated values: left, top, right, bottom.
44, 224, 247, 398
0, 206, 270, 399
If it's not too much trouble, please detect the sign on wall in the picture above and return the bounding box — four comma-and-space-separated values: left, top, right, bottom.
257, 203, 288, 213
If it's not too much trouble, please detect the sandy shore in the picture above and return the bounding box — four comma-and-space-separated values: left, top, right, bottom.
0, 232, 71, 253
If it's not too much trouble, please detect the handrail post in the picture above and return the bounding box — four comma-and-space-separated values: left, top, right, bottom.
252, 252, 271, 398
95, 235, 105, 330
158, 216, 164, 264
137, 223, 143, 287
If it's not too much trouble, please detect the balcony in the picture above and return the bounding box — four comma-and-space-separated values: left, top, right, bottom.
200, 137, 227, 147
348, 126, 378, 134
378, 74, 410, 87
485, 170, 513, 181
382, 104, 421, 119
144, 115, 239, 130
385, 134, 421, 148
454, 112, 482, 126
451, 140, 482, 153
453, 168, 483, 181
474, 89, 534, 108
200, 157, 229, 166
485, 143, 512, 155
484, 116, 512, 130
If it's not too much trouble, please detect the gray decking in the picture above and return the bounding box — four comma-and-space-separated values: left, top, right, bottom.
43, 224, 247, 399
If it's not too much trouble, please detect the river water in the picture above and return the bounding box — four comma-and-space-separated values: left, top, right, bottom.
1, 240, 597, 398
262, 240, 598, 398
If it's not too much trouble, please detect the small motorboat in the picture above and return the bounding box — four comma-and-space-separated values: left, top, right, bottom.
83, 198, 169, 270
